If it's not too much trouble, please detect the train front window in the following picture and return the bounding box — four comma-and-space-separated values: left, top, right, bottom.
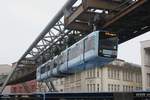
99, 31, 118, 58
101, 37, 118, 50
41, 66, 46, 74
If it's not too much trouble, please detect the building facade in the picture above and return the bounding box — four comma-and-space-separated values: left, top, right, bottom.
0, 64, 12, 94
141, 40, 150, 90
38, 60, 142, 92
11, 80, 37, 93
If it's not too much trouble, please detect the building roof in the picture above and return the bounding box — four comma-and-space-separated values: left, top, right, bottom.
107, 59, 141, 70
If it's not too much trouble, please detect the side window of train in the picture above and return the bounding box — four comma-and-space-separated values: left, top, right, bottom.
84, 36, 95, 52
47, 64, 50, 71
76, 43, 81, 56
60, 55, 63, 64
69, 44, 80, 60
80, 41, 83, 54
50, 61, 53, 69
41, 66, 45, 74
54, 61, 57, 68
62, 53, 66, 64
68, 49, 71, 61
48, 62, 51, 70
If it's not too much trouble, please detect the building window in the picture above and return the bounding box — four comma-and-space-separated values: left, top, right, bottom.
108, 68, 110, 78
126, 86, 128, 91
123, 85, 125, 92
97, 68, 99, 77
114, 70, 117, 79
147, 73, 150, 87
111, 84, 113, 92
90, 70, 92, 78
93, 69, 95, 78
111, 69, 114, 79
90, 84, 92, 92
87, 84, 89, 92
97, 84, 100, 92
117, 85, 120, 91
117, 70, 120, 79
93, 84, 95, 92
108, 84, 110, 92
123, 71, 125, 81
87, 70, 89, 78
125, 71, 128, 81
108, 68, 120, 80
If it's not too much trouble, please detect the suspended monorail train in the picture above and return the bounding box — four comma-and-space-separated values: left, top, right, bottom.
37, 30, 118, 81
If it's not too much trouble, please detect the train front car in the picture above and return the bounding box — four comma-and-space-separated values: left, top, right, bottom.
50, 30, 118, 77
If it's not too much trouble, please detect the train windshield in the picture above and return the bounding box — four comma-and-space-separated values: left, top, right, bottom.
99, 31, 118, 58
101, 37, 118, 50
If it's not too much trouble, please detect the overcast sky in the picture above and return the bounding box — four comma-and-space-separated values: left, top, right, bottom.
0, 0, 149, 65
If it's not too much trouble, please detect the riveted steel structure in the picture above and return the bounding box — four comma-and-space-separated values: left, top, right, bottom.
0, 0, 150, 93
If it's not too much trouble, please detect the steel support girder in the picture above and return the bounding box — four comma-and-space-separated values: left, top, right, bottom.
45, 80, 56, 92
77, 12, 101, 22
64, 0, 120, 27
106, 0, 150, 43
66, 11, 102, 31
66, 22, 92, 32
65, 4, 85, 27
83, 0, 120, 10
65, 0, 146, 32
17, 0, 78, 63
28, 20, 65, 58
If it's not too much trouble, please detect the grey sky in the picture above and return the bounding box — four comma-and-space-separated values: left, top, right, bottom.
0, 0, 149, 65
